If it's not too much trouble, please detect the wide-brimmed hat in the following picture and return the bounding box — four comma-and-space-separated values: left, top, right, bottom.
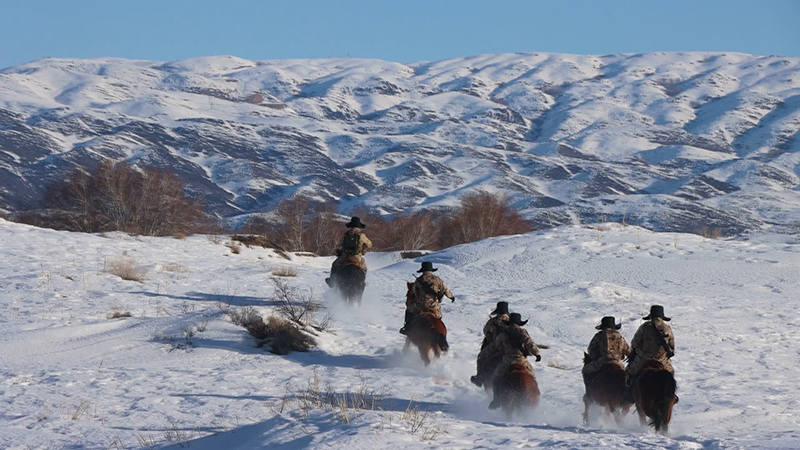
596, 316, 622, 330
345, 217, 366, 228
491, 301, 509, 316
508, 312, 528, 326
417, 261, 437, 273
643, 305, 671, 321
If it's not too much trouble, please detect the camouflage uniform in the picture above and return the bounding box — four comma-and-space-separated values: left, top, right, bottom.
627, 318, 675, 376
331, 229, 372, 273
492, 323, 540, 383
410, 272, 454, 319
582, 329, 631, 375
475, 314, 510, 384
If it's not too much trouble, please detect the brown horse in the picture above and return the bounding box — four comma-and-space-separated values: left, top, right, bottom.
632, 360, 678, 434
492, 362, 540, 418
403, 283, 448, 366
582, 353, 631, 425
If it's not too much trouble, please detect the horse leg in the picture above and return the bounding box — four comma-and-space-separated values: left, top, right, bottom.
582, 397, 591, 426
636, 405, 647, 426
418, 343, 431, 366
403, 337, 411, 354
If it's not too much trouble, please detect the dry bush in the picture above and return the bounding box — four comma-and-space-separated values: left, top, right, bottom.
696, 225, 723, 239
228, 305, 260, 328
160, 263, 188, 273
271, 278, 322, 326
106, 311, 132, 319
225, 241, 242, 254
244, 315, 316, 355
438, 191, 534, 248
272, 266, 299, 277
33, 161, 204, 236
108, 256, 147, 282
173, 232, 187, 240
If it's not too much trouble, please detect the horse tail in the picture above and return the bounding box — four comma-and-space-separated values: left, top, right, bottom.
648, 371, 677, 432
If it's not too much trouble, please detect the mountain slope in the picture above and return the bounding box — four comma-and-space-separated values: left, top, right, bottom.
1, 52, 799, 233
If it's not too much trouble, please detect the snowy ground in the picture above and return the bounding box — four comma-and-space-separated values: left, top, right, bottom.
1, 219, 799, 449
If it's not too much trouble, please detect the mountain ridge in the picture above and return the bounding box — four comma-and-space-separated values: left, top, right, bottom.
1, 52, 798, 234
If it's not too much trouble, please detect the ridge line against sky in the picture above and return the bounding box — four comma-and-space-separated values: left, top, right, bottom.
1, 0, 799, 70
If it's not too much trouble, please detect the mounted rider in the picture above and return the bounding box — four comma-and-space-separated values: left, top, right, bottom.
400, 261, 455, 335
489, 313, 541, 410
625, 305, 675, 400
326, 216, 372, 286
471, 301, 511, 388
582, 316, 631, 398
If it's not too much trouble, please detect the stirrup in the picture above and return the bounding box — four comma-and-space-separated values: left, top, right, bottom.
399, 327, 408, 335
488, 399, 501, 410
470, 375, 483, 387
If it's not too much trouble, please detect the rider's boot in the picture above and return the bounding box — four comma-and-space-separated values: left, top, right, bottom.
399, 311, 413, 335
325, 277, 333, 287
623, 374, 635, 403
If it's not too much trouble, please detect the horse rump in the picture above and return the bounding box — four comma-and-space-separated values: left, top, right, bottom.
635, 368, 677, 433
332, 264, 366, 302
495, 363, 540, 415
406, 313, 448, 365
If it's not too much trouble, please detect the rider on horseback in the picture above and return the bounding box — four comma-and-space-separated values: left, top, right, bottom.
625, 305, 675, 402
470, 301, 511, 388
326, 216, 372, 287
488, 313, 541, 410
400, 261, 454, 335
582, 316, 631, 401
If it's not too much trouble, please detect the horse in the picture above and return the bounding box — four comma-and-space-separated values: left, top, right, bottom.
632, 360, 678, 434
476, 345, 502, 393
492, 362, 540, 418
402, 282, 448, 366
582, 352, 631, 425
330, 260, 366, 305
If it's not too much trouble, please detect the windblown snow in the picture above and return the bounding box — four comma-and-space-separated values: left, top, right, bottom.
1, 52, 799, 234
1, 219, 798, 448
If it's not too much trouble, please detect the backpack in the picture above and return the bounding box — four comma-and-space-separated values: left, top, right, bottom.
342, 232, 359, 252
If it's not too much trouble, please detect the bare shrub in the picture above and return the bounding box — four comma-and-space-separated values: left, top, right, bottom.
696, 225, 723, 239
272, 266, 298, 277
106, 311, 132, 319
225, 241, 242, 254
160, 263, 188, 273
271, 278, 322, 327
173, 232, 187, 240
227, 305, 260, 327
438, 191, 534, 248
244, 315, 316, 354
70, 401, 92, 420
108, 256, 147, 282
38, 161, 204, 236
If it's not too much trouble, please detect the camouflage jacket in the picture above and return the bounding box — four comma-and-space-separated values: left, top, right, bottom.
582, 329, 631, 374
340, 229, 372, 257
410, 272, 454, 318
493, 323, 540, 372
628, 318, 675, 375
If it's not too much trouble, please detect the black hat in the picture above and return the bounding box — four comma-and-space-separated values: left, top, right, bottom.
491, 301, 509, 316
508, 313, 528, 326
643, 305, 671, 321
596, 316, 621, 330
345, 217, 366, 228
417, 261, 437, 273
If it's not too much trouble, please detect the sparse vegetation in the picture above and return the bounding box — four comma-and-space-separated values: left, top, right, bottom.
107, 256, 147, 282
225, 240, 242, 254
696, 225, 724, 239
546, 360, 570, 370
270, 278, 331, 331
18, 161, 205, 236
106, 311, 132, 319
272, 266, 299, 277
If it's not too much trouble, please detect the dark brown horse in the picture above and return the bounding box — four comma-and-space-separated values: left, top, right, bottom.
632, 360, 678, 434
582, 353, 631, 425
492, 362, 540, 418
403, 283, 448, 365
330, 258, 366, 305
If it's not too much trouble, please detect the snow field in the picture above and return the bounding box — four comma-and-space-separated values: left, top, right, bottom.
1, 219, 799, 448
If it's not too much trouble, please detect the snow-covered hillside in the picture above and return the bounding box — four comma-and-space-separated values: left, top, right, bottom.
1, 53, 799, 234
1, 219, 798, 448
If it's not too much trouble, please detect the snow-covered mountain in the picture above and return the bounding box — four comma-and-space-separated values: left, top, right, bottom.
1, 53, 799, 234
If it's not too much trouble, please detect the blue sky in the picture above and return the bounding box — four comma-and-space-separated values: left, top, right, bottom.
1, 0, 798, 69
